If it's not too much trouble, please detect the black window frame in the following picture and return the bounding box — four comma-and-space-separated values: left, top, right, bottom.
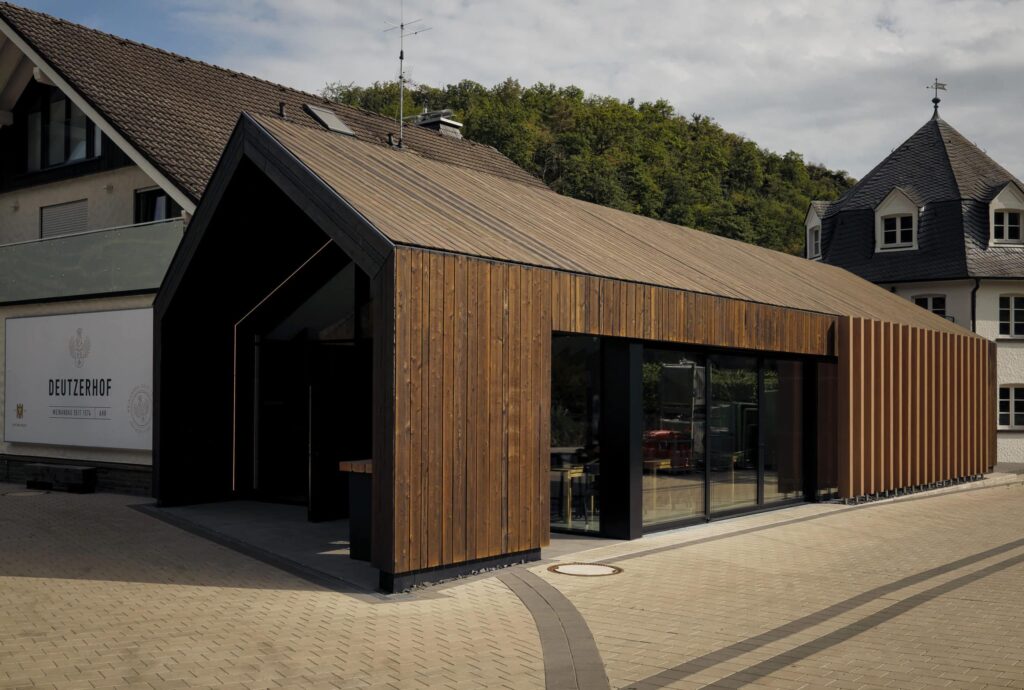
133, 187, 183, 224
25, 88, 100, 173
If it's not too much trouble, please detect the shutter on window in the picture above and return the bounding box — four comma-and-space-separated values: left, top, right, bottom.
40, 200, 88, 238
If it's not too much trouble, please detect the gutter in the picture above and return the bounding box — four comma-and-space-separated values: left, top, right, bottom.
971, 278, 981, 333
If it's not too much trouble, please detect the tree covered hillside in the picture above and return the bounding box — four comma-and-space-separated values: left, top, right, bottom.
323, 79, 854, 255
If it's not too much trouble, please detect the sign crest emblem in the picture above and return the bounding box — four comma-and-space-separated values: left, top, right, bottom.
68, 328, 90, 368
127, 385, 152, 433
15, 404, 24, 419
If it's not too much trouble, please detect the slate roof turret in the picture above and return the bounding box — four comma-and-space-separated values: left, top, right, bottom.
813, 114, 1024, 281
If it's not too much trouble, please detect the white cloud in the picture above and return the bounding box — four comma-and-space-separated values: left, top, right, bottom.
167, 0, 1024, 178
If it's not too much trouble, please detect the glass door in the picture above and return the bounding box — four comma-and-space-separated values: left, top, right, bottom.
709, 356, 759, 514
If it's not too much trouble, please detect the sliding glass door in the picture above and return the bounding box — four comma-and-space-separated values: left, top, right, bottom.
709, 356, 759, 514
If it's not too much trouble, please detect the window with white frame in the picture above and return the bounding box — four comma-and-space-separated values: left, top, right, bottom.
881, 214, 914, 248
875, 188, 918, 252
989, 182, 1024, 246
807, 224, 821, 258
913, 295, 946, 318
993, 210, 1022, 244
998, 386, 1024, 429
999, 295, 1024, 337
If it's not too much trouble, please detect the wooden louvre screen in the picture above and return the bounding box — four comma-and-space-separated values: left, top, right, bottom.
836, 316, 994, 498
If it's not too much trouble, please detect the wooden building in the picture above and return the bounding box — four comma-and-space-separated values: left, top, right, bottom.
155, 112, 996, 591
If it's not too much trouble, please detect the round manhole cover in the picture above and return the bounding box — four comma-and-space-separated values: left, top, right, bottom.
548, 563, 622, 577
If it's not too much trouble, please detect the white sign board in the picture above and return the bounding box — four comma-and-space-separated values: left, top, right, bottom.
5, 309, 153, 450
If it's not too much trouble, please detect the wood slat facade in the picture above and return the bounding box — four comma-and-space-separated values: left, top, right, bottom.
373, 248, 994, 579
836, 316, 995, 499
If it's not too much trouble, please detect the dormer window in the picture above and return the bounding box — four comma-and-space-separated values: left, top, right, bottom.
989, 182, 1024, 246
881, 214, 914, 248
993, 210, 1023, 244
874, 188, 918, 252
804, 203, 827, 260
807, 225, 821, 258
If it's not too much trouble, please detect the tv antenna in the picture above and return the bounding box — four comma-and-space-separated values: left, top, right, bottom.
384, 1, 431, 148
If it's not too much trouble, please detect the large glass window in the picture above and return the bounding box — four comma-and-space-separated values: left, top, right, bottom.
709, 356, 759, 514
642, 349, 706, 526
763, 360, 803, 504
25, 88, 100, 172
550, 336, 601, 533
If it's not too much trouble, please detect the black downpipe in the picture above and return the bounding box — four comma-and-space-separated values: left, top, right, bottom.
971, 278, 981, 332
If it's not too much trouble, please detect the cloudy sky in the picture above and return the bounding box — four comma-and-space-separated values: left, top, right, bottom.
18, 0, 1024, 178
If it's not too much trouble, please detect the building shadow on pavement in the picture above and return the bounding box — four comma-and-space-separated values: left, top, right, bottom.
0, 484, 379, 597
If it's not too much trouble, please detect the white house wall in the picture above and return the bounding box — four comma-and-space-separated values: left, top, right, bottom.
976, 280, 1024, 463
0, 293, 153, 466
0, 165, 155, 244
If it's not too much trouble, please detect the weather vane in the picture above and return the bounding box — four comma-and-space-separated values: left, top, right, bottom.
928, 78, 947, 117
384, 1, 432, 148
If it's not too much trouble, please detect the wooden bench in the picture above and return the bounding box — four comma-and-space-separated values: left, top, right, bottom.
25, 463, 96, 493
339, 460, 372, 560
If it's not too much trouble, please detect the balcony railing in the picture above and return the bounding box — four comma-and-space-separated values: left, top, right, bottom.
0, 218, 184, 304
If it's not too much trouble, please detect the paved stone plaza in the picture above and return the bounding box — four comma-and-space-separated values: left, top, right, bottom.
2, 476, 1023, 689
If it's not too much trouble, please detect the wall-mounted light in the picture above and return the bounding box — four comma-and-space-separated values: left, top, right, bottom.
11, 201, 19, 212
104, 184, 114, 193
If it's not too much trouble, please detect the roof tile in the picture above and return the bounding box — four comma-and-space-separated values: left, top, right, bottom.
0, 2, 544, 201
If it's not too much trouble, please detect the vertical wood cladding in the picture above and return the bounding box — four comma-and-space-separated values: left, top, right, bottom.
836, 316, 994, 499
374, 248, 996, 576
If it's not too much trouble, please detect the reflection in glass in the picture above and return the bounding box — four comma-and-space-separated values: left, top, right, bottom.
69, 103, 88, 161
642, 349, 705, 525
48, 96, 66, 167
550, 336, 600, 532
710, 356, 759, 513
764, 360, 803, 503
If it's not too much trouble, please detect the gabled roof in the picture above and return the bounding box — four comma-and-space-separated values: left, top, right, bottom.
807, 200, 831, 223
0, 2, 542, 206
194, 112, 963, 335
819, 113, 1024, 281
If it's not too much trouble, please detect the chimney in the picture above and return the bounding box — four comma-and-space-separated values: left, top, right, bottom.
409, 109, 463, 140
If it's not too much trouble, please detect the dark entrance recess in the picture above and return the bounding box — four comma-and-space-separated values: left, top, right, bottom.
550, 334, 835, 539
237, 257, 373, 523
154, 158, 375, 521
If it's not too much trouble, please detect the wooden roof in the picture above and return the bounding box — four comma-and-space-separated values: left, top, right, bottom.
251, 114, 970, 335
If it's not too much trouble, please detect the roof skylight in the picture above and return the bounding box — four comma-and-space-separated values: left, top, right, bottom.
304, 105, 355, 137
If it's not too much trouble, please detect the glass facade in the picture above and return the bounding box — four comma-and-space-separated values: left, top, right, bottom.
551, 336, 816, 536
642, 349, 706, 526
709, 356, 759, 514
550, 336, 601, 533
